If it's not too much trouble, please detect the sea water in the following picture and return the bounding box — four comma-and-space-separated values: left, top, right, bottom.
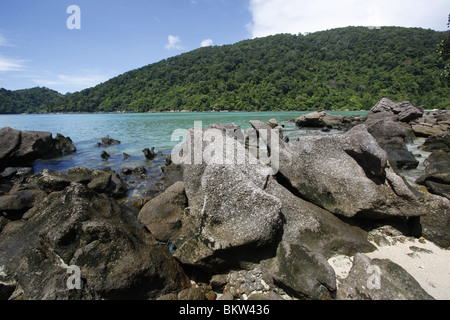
0, 111, 374, 200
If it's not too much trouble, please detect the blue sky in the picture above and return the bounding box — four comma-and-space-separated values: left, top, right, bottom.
0, 0, 449, 94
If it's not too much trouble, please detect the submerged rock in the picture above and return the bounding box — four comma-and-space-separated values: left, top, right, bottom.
96, 136, 120, 147
143, 147, 156, 160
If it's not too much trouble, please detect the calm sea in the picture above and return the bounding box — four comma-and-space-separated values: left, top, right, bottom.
0, 111, 368, 199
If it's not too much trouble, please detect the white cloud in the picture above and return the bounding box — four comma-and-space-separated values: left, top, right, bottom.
165, 34, 186, 50
0, 55, 26, 72
0, 34, 7, 47
248, 0, 450, 38
200, 39, 213, 47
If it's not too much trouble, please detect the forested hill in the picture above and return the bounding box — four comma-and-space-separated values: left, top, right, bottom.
2, 26, 450, 113
0, 87, 62, 114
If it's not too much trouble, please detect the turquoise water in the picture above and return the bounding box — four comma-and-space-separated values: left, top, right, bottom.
0, 111, 368, 199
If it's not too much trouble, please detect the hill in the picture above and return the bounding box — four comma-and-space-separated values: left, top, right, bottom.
0, 87, 62, 114
2, 26, 450, 113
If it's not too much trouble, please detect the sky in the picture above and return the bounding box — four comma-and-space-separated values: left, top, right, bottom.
0, 0, 448, 94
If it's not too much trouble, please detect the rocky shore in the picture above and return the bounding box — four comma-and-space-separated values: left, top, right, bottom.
0, 98, 449, 300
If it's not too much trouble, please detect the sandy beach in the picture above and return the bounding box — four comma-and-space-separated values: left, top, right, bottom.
329, 233, 450, 300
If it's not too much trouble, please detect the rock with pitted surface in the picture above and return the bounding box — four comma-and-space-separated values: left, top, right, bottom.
0, 183, 190, 300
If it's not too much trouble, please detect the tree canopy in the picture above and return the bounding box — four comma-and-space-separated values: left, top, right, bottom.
1, 26, 449, 114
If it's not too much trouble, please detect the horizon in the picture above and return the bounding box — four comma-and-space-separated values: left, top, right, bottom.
0, 1, 449, 94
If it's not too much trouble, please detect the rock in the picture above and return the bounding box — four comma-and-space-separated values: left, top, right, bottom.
264, 177, 376, 258
217, 292, 234, 300
0, 167, 34, 182
267, 118, 278, 128
336, 253, 434, 300
156, 293, 178, 300
27, 168, 128, 198
295, 111, 327, 127
101, 151, 110, 160
210, 274, 228, 292
177, 288, 207, 300
132, 166, 147, 176
391, 101, 424, 123
26, 169, 72, 192
123, 152, 131, 160
370, 97, 395, 114
0, 127, 76, 169
10, 130, 53, 162
251, 120, 425, 219
161, 162, 183, 188
418, 194, 450, 247
0, 127, 21, 165
88, 169, 128, 199
174, 162, 282, 271
0, 189, 47, 220
138, 181, 187, 243
171, 123, 282, 271
46, 133, 77, 158
96, 136, 120, 147
369, 98, 423, 123
0, 183, 190, 299
295, 112, 363, 130
143, 147, 155, 160
416, 151, 450, 199
267, 241, 336, 300
364, 113, 418, 169
420, 132, 450, 153
222, 266, 277, 299
0, 127, 58, 169
411, 110, 450, 137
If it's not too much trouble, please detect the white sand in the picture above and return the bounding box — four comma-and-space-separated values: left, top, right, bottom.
329, 237, 450, 300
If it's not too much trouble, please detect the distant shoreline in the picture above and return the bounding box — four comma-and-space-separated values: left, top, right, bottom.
3, 109, 370, 116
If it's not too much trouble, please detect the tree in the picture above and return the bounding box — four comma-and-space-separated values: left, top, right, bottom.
437, 14, 450, 86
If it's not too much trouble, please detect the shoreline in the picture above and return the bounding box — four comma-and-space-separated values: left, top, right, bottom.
2, 110, 370, 116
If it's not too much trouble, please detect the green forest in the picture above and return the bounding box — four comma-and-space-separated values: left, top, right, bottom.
1, 26, 449, 113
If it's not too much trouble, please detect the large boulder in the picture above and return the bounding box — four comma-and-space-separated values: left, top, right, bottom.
0, 127, 76, 170
369, 98, 423, 123
138, 181, 187, 243
294, 111, 361, 130
336, 253, 434, 300
0, 183, 190, 300
250, 120, 426, 219
411, 110, 450, 138
169, 123, 283, 271
364, 113, 418, 169
266, 241, 336, 300
264, 176, 376, 258
420, 132, 450, 153
416, 151, 450, 200
418, 194, 450, 248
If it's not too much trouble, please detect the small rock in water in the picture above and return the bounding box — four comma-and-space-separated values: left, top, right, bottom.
101, 151, 110, 160
123, 152, 131, 160
143, 147, 155, 160
97, 136, 121, 147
